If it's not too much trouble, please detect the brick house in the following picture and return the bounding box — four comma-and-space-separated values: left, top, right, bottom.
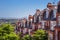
16, 1, 60, 40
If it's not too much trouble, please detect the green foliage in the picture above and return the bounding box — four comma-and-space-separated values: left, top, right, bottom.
22, 35, 32, 40
22, 29, 48, 40
0, 23, 19, 40
0, 23, 48, 40
32, 29, 48, 40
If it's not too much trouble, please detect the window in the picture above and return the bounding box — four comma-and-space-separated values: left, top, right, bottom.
34, 16, 36, 23
25, 21, 27, 28
24, 23, 25, 27
27, 21, 29, 28
30, 19, 33, 25
23, 28, 27, 34
49, 10, 53, 20
41, 21, 46, 29
32, 24, 35, 30
36, 15, 39, 23
50, 9, 57, 20
57, 4, 60, 13
53, 9, 57, 18
39, 15, 41, 22
46, 9, 49, 19
28, 29, 32, 35
50, 21, 56, 30
43, 8, 49, 20
58, 16, 60, 26
21, 22, 23, 27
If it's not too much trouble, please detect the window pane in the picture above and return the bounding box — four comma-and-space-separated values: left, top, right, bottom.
50, 21, 56, 30
58, 16, 60, 26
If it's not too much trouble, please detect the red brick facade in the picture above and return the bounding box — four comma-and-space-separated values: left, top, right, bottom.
16, 1, 60, 40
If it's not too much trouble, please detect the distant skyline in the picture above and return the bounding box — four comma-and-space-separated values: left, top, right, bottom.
0, 0, 59, 18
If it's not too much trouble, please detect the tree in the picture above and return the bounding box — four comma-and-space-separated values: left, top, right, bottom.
22, 29, 48, 40
32, 29, 48, 40
0, 23, 19, 40
22, 35, 32, 40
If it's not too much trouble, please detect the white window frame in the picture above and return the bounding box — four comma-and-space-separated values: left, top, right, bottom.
50, 21, 56, 30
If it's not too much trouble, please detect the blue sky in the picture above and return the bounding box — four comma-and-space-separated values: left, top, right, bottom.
0, 0, 59, 18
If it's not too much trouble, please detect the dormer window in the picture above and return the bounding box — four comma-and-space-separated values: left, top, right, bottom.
36, 9, 40, 16
43, 9, 49, 20
49, 9, 57, 20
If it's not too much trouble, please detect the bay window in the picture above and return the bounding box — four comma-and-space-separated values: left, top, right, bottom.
33, 15, 36, 23
41, 21, 46, 29
39, 15, 41, 23
50, 21, 56, 30
58, 16, 60, 26
43, 8, 49, 20
53, 9, 57, 18
46, 8, 49, 19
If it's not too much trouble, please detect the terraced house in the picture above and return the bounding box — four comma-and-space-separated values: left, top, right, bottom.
15, 1, 60, 40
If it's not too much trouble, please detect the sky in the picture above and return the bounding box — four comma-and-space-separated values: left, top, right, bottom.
0, 0, 59, 18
